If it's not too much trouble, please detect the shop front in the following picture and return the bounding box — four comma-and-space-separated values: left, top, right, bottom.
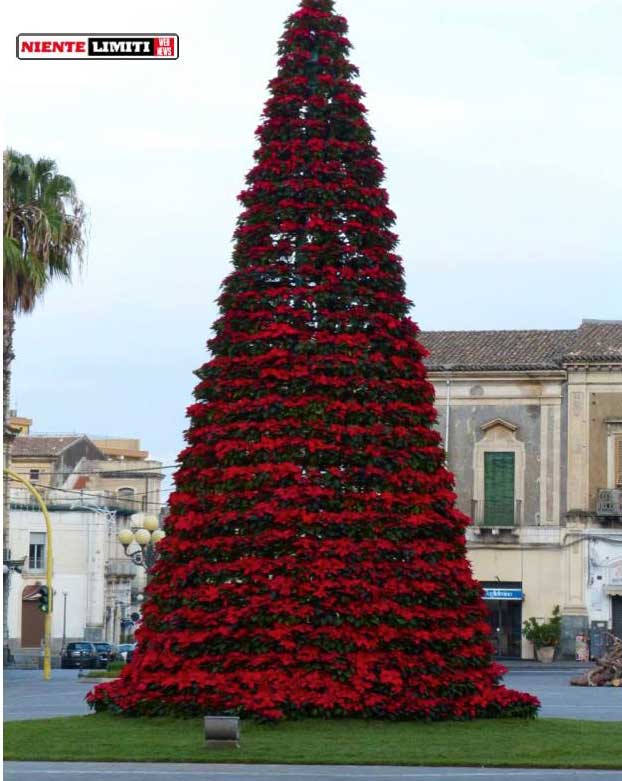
482, 582, 524, 658
586, 547, 622, 646
607, 558, 622, 640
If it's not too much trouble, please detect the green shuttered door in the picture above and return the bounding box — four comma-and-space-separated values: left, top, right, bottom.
484, 452, 515, 526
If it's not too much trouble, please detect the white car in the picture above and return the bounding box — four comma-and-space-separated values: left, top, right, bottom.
118, 643, 136, 661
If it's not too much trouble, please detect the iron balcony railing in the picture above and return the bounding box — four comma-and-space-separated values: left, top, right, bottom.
105, 558, 136, 578
597, 489, 622, 517
471, 498, 523, 527
8, 486, 137, 514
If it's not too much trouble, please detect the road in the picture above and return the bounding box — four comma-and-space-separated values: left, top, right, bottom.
507, 668, 622, 721
4, 763, 622, 781
5, 668, 622, 722
3, 669, 91, 721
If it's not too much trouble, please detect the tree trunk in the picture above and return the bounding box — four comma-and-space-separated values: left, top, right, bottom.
3, 303, 16, 662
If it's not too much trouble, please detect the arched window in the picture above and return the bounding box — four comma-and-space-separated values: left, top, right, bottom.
117, 487, 136, 508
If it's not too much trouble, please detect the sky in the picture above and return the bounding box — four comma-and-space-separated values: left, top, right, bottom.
5, 0, 621, 487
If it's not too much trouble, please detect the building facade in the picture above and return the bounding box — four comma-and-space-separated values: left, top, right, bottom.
421, 320, 622, 658
5, 419, 164, 661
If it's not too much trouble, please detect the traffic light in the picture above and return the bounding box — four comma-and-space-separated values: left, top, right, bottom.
37, 585, 51, 613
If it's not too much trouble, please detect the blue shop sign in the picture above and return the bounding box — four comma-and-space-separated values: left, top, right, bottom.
483, 588, 524, 601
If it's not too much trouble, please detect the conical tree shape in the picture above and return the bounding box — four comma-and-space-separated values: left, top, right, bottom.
89, 0, 539, 720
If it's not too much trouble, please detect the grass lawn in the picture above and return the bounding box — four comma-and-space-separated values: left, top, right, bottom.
4, 714, 622, 768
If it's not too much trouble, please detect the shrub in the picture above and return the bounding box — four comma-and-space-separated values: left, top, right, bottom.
523, 605, 562, 648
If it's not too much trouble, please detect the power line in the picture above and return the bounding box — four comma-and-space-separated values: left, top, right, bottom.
13, 481, 172, 509
9, 463, 178, 478
9, 476, 177, 501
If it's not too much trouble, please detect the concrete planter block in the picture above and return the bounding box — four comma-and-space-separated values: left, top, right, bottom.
204, 715, 240, 749
78, 676, 120, 684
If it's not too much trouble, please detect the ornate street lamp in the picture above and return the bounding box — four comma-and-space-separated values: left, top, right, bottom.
118, 515, 165, 570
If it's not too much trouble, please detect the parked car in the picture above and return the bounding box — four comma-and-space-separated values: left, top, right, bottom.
61, 642, 98, 669
93, 642, 118, 669
118, 643, 134, 662
125, 643, 137, 663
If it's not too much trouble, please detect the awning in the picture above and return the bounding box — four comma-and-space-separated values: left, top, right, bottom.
605, 586, 622, 597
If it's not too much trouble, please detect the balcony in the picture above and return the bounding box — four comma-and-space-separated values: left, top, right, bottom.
597, 489, 622, 517
105, 559, 136, 578
9, 486, 138, 516
470, 499, 522, 536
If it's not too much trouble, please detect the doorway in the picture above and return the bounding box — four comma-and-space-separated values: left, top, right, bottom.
21, 585, 45, 647
612, 596, 622, 640
484, 599, 523, 658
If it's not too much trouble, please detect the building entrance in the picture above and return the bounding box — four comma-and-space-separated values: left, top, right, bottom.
612, 596, 622, 640
482, 582, 523, 658
21, 585, 45, 647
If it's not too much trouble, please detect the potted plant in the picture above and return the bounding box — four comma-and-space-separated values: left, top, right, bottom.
523, 605, 562, 663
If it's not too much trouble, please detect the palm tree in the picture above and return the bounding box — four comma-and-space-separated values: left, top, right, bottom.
3, 149, 86, 660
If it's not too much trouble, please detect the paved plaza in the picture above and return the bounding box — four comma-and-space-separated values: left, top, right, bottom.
5, 667, 622, 722
4, 669, 91, 721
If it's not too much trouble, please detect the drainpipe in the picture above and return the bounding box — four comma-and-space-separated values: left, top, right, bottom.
445, 377, 451, 463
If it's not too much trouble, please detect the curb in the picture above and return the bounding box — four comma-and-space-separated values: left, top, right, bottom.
504, 665, 592, 672
78, 677, 120, 684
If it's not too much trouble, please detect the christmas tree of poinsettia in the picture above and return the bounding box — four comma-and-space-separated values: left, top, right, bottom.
89, 0, 539, 720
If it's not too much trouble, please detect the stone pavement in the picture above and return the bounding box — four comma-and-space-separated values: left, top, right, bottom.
506, 669, 622, 720
3, 669, 90, 721
5, 667, 621, 722
4, 764, 622, 781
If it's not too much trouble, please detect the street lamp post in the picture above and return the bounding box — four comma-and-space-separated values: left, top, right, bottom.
118, 515, 165, 572
4, 469, 54, 681
61, 591, 68, 654
116, 600, 127, 644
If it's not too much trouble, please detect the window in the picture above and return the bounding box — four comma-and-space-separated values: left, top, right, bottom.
117, 487, 135, 508
28, 532, 46, 570
29, 469, 40, 481
473, 419, 525, 526
484, 452, 515, 526
606, 425, 622, 489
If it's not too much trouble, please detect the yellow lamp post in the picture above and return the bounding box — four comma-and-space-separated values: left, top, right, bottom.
4, 468, 54, 680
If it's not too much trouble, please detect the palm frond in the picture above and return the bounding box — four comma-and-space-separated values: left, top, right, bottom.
3, 148, 86, 313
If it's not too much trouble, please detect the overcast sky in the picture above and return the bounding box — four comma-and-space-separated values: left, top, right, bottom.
5, 0, 621, 487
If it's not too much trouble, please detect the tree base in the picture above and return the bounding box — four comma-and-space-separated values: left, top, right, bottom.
88, 674, 539, 721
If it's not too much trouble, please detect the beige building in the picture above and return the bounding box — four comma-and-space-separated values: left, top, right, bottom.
421, 320, 622, 659
5, 418, 164, 662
